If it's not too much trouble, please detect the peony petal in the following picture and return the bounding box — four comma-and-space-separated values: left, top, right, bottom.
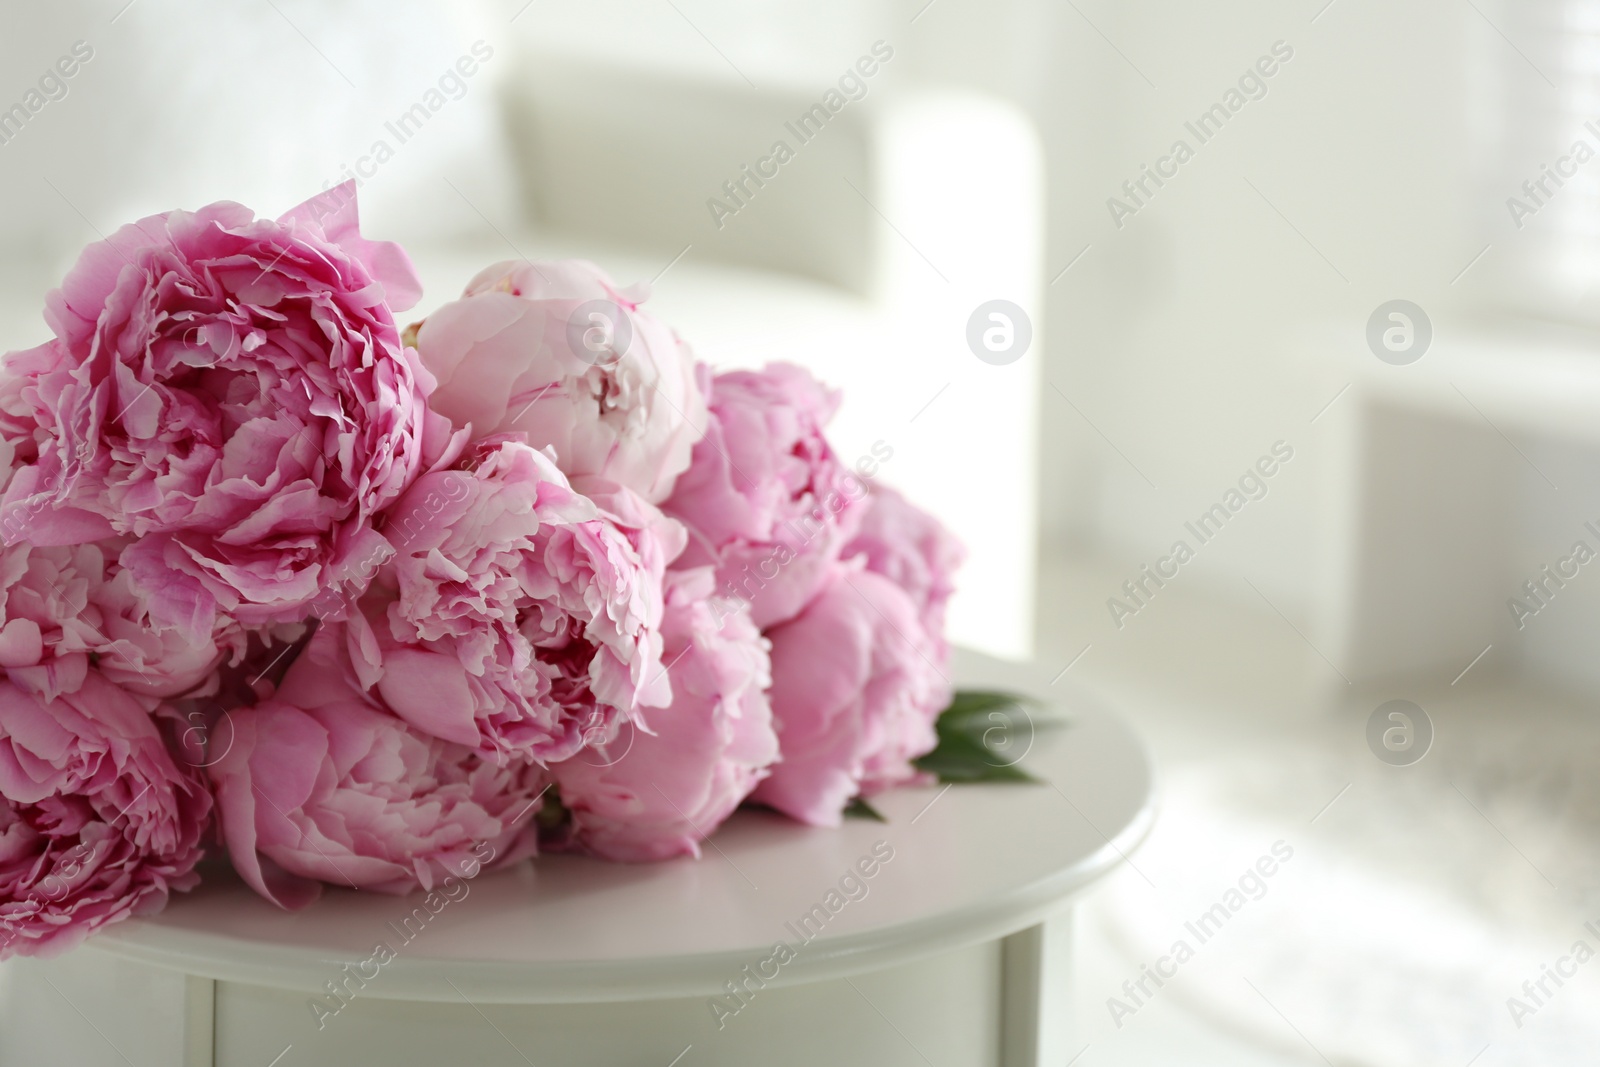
375, 648, 484, 749
0, 619, 43, 669
279, 181, 423, 313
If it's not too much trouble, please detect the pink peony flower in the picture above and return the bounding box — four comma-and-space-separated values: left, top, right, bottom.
569, 474, 688, 586
548, 567, 777, 862
0, 183, 444, 640
209, 645, 545, 909
0, 672, 211, 959
843, 484, 964, 667
334, 439, 672, 766
0, 369, 36, 486
662, 363, 867, 629
412, 259, 706, 503
751, 566, 950, 827
0, 540, 243, 703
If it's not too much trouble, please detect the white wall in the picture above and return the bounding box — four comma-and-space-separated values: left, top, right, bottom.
903, 1, 1577, 647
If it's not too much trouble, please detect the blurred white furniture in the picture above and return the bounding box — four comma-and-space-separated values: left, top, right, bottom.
416, 52, 1046, 660
1313, 323, 1600, 695
0, 652, 1153, 1067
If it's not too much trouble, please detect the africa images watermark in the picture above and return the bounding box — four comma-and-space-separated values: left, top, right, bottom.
705, 40, 895, 230
0, 40, 95, 148
1506, 520, 1600, 630
1505, 120, 1600, 230
307, 839, 500, 1030
313, 40, 494, 199
1106, 40, 1295, 229
1106, 840, 1296, 1029
708, 839, 896, 1029
1106, 440, 1295, 629
1505, 916, 1600, 1029
0, 775, 159, 955
1366, 699, 1433, 766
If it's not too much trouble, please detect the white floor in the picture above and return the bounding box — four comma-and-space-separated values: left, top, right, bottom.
1038, 554, 1600, 1067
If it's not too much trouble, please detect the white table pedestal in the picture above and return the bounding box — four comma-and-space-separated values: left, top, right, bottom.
0, 653, 1152, 1067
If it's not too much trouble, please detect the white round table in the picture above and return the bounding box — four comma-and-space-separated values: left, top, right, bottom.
0, 652, 1154, 1067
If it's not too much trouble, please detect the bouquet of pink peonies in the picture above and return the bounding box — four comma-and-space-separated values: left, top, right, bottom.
0, 185, 1009, 958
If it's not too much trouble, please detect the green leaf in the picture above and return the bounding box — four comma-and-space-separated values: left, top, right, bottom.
843, 796, 888, 821
940, 689, 1042, 722
915, 688, 1047, 785
916, 750, 1038, 783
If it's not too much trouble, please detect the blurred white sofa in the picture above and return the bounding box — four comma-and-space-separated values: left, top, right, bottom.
410, 52, 1046, 659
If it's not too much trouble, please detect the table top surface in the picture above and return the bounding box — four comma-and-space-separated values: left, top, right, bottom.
90, 650, 1156, 1002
